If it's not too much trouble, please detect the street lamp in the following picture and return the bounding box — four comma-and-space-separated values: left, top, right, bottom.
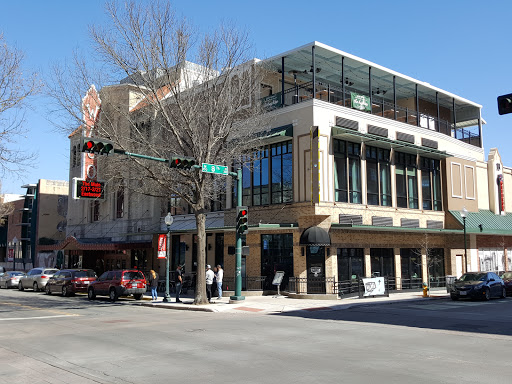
460, 207, 468, 273
163, 212, 173, 302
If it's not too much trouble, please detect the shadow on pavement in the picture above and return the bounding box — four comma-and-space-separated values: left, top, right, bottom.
270, 297, 512, 337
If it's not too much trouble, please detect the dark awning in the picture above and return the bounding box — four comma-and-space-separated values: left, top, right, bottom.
300, 226, 331, 246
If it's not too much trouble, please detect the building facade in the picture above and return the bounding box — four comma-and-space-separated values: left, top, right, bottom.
64, 42, 512, 295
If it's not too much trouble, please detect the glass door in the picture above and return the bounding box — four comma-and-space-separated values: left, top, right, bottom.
306, 246, 325, 294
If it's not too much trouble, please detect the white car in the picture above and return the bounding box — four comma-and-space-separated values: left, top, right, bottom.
0, 271, 25, 289
19, 268, 59, 292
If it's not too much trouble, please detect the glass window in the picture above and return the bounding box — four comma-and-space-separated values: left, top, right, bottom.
421, 158, 442, 211
395, 152, 418, 209
370, 248, 394, 277
334, 139, 361, 204
366, 146, 391, 206
116, 187, 124, 218
337, 248, 365, 281
74, 270, 97, 278
261, 234, 293, 290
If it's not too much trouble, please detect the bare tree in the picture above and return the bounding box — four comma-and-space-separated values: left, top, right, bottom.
414, 233, 444, 296
49, 1, 270, 304
0, 34, 40, 177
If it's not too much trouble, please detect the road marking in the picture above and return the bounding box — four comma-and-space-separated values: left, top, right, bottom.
0, 314, 80, 321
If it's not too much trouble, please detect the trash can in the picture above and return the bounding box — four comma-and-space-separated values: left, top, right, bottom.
445, 275, 456, 293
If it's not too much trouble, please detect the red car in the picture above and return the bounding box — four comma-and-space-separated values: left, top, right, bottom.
87, 269, 147, 302
500, 272, 512, 295
45, 269, 97, 296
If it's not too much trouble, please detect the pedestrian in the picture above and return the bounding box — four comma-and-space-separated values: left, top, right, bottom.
212, 266, 218, 298
215, 264, 223, 300
205, 264, 214, 303
175, 265, 183, 303
148, 270, 159, 301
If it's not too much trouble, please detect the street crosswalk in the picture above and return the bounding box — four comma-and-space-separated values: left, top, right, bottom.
405, 299, 509, 311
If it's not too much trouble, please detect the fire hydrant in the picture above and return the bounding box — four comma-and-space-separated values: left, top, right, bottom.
422, 282, 429, 298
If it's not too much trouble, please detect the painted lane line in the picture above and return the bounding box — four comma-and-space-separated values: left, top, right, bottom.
0, 314, 80, 321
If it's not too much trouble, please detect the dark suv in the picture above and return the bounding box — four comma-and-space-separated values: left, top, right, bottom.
45, 269, 97, 296
87, 270, 147, 302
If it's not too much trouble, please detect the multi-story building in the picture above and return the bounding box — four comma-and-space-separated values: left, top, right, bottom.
62, 42, 512, 295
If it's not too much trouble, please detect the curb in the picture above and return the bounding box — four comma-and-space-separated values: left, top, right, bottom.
140, 302, 217, 312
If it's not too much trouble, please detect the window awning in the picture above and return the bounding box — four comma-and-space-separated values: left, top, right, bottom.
260, 124, 293, 144
331, 126, 451, 159
300, 226, 331, 246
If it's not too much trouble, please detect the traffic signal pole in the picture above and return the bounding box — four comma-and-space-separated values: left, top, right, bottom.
230, 167, 245, 302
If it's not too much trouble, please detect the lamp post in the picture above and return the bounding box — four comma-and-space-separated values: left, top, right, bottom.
460, 207, 468, 273
163, 212, 173, 302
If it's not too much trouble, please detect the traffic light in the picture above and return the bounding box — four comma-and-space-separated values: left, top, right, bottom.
498, 93, 512, 115
81, 137, 114, 155
237, 206, 248, 235
169, 156, 196, 169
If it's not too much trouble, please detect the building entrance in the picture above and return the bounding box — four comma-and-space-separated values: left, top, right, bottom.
306, 246, 325, 293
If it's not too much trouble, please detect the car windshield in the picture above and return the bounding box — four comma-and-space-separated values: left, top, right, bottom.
458, 273, 486, 281
74, 270, 97, 278
501, 272, 512, 280
123, 271, 144, 280
11, 272, 24, 276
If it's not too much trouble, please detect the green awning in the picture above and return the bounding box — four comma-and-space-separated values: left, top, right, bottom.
331, 125, 450, 159
449, 210, 512, 235
331, 223, 460, 234
261, 124, 293, 144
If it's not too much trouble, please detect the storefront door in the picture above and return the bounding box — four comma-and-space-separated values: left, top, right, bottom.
307, 246, 325, 294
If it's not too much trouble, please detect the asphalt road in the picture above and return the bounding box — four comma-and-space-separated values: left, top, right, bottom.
1, 288, 512, 384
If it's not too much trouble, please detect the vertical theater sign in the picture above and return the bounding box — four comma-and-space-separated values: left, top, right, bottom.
72, 85, 106, 200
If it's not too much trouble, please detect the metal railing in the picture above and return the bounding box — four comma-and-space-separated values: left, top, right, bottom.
287, 277, 337, 294
223, 276, 266, 291
262, 80, 481, 146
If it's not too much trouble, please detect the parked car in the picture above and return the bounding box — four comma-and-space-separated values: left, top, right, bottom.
450, 272, 506, 300
45, 269, 97, 297
0, 271, 26, 289
499, 271, 512, 295
87, 270, 147, 302
18, 268, 59, 292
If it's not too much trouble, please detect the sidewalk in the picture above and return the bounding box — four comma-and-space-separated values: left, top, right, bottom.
139, 289, 450, 314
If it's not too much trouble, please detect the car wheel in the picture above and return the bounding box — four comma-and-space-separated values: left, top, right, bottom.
62, 286, 69, 297
88, 288, 96, 300
501, 287, 507, 299
133, 293, 143, 300
109, 288, 118, 302
4, 282, 8, 289
484, 287, 491, 301
33, 282, 39, 292
45, 285, 51, 295
18, 282, 24, 291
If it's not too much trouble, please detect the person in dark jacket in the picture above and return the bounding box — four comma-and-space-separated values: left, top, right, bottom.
149, 270, 159, 301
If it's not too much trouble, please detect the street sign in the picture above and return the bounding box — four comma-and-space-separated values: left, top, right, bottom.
157, 234, 167, 259
202, 163, 229, 175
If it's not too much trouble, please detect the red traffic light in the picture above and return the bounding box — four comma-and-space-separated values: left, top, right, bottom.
241, 209, 247, 216
85, 140, 94, 150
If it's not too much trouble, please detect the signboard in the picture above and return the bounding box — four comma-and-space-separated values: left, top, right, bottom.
362, 277, 386, 296
351, 92, 371, 112
261, 92, 282, 111
157, 234, 167, 259
202, 163, 229, 175
73, 178, 105, 200
7, 248, 14, 262
272, 271, 285, 286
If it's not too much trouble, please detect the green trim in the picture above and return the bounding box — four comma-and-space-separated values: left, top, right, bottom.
450, 210, 512, 235
331, 126, 450, 158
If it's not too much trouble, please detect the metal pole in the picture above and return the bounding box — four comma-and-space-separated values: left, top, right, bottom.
163, 226, 171, 302
230, 168, 245, 301
463, 217, 468, 273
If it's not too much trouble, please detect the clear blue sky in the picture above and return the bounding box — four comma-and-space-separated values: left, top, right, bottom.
1, 0, 511, 194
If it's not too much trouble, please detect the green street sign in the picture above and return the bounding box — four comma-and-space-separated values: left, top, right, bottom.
202, 163, 229, 175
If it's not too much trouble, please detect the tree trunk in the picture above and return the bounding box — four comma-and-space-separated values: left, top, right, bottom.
193, 209, 208, 304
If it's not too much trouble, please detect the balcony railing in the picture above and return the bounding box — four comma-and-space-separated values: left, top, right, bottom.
262, 80, 481, 147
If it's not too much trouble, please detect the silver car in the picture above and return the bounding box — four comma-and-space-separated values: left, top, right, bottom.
19, 268, 59, 292
0, 271, 25, 289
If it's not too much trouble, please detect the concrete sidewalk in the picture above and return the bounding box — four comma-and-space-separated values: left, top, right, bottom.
139, 289, 450, 314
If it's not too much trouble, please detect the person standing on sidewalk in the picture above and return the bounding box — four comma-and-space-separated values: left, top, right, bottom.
215, 265, 223, 300
175, 265, 183, 303
205, 265, 214, 303
149, 270, 159, 301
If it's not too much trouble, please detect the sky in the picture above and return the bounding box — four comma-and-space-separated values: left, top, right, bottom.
1, 0, 512, 195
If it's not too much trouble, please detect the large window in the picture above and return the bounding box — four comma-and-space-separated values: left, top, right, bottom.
233, 140, 293, 207
395, 152, 418, 209
116, 187, 124, 218
370, 248, 394, 277
421, 157, 442, 211
334, 139, 361, 204
366, 146, 391, 206
400, 248, 422, 289
337, 248, 365, 281
261, 234, 293, 290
